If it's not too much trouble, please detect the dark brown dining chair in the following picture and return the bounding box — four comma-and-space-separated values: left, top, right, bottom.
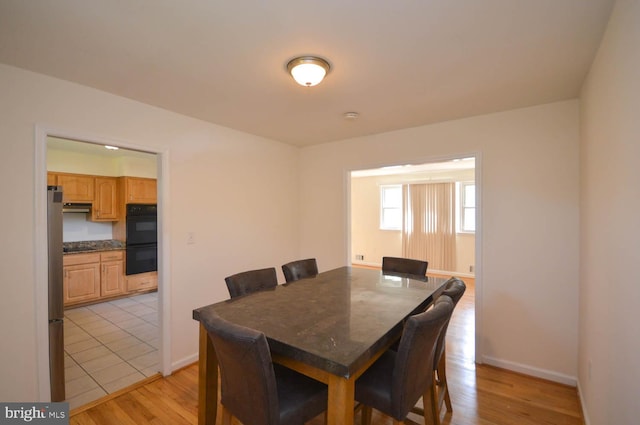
201, 312, 328, 425
355, 296, 454, 425
224, 267, 278, 298
282, 258, 319, 283
382, 256, 428, 277
410, 278, 466, 423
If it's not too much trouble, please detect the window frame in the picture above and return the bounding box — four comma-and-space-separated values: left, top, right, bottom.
458, 181, 476, 234
379, 184, 402, 230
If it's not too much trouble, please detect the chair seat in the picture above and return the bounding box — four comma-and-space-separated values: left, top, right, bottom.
354, 350, 396, 417
275, 364, 328, 425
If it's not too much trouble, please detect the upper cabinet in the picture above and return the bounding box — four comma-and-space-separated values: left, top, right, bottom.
92, 177, 118, 221
122, 177, 157, 204
55, 173, 95, 203
47, 172, 157, 221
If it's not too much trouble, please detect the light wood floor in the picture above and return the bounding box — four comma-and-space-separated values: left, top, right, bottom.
70, 275, 584, 425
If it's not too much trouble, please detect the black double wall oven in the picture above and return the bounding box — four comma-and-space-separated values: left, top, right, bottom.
126, 204, 158, 275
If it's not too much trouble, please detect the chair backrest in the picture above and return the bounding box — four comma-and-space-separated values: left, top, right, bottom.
201, 312, 280, 425
224, 267, 278, 298
433, 278, 466, 369
440, 277, 466, 306
281, 258, 318, 283
382, 256, 428, 276
391, 296, 454, 419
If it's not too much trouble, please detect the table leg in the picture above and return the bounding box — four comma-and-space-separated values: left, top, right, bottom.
327, 374, 355, 425
198, 323, 218, 425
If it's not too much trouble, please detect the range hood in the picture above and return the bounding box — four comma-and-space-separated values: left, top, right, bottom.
62, 203, 92, 213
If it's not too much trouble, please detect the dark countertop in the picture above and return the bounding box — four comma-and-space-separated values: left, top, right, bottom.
63, 239, 125, 254
194, 266, 450, 378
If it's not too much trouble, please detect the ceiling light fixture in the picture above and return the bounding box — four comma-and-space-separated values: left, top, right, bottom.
104, 145, 119, 150
287, 56, 331, 87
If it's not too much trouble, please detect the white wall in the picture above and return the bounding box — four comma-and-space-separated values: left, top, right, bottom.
47, 140, 158, 178
0, 64, 299, 401
350, 176, 403, 263
62, 214, 113, 242
300, 100, 580, 383
48, 148, 120, 176
579, 1, 640, 423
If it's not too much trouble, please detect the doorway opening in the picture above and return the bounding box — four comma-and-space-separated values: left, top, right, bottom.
41, 134, 163, 409
349, 156, 478, 363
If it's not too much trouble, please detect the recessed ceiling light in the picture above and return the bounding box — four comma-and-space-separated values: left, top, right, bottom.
104, 145, 119, 150
343, 112, 359, 120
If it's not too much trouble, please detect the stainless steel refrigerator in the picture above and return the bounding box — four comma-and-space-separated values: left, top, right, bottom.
47, 186, 65, 401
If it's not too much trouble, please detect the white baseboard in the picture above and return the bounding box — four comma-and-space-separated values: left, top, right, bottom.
429, 268, 475, 279
350, 261, 476, 279
481, 355, 577, 386
171, 353, 198, 373
577, 380, 591, 425
351, 260, 380, 268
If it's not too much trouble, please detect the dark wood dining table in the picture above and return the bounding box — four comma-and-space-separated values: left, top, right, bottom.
192, 266, 450, 425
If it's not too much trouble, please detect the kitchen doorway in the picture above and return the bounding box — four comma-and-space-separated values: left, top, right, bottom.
43, 135, 164, 409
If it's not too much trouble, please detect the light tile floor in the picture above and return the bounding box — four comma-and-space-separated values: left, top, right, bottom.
63, 292, 159, 410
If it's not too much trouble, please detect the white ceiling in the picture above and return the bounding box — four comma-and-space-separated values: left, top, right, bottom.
0, 0, 614, 147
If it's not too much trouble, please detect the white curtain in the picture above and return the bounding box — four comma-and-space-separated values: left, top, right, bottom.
402, 183, 457, 271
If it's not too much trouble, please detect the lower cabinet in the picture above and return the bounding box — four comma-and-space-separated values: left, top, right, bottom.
63, 250, 155, 307
100, 251, 125, 297
63, 253, 101, 305
126, 271, 158, 292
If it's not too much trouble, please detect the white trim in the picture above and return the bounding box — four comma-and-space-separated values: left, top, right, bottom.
577, 380, 591, 425
157, 150, 172, 376
379, 184, 402, 230
349, 261, 476, 279
34, 127, 51, 401
458, 181, 476, 233
351, 260, 381, 268
344, 167, 352, 266
34, 125, 172, 400
473, 152, 483, 364
172, 353, 199, 372
428, 268, 475, 279
482, 355, 577, 387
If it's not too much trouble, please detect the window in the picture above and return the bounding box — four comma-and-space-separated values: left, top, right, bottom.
380, 185, 402, 230
459, 182, 475, 233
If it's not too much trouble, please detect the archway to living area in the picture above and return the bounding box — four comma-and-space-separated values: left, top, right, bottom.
348, 155, 479, 364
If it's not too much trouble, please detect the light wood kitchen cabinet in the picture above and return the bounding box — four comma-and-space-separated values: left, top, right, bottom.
126, 271, 158, 292
63, 250, 156, 306
100, 251, 125, 297
56, 173, 95, 203
92, 177, 119, 221
63, 253, 101, 305
122, 177, 157, 204
47, 172, 57, 186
